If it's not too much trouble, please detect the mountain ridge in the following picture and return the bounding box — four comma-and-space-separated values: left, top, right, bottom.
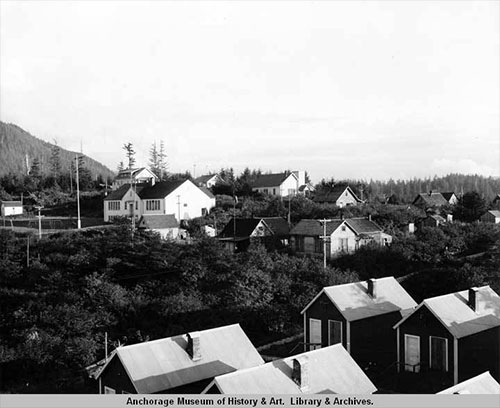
0, 121, 115, 179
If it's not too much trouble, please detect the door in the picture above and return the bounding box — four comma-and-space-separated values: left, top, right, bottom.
339, 238, 349, 252
328, 320, 342, 345
430, 336, 448, 371
309, 318, 322, 350
404, 334, 420, 372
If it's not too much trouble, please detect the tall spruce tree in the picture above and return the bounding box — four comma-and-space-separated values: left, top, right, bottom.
122, 143, 136, 169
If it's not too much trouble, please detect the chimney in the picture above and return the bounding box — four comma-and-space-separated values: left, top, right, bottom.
367, 278, 376, 298
187, 332, 202, 361
292, 356, 309, 392
469, 288, 479, 312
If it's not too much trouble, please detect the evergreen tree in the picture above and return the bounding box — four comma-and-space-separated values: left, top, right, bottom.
122, 143, 136, 169
49, 141, 61, 177
158, 141, 168, 179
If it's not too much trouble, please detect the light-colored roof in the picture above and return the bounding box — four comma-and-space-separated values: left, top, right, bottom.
394, 286, 500, 338
98, 324, 264, 393
486, 210, 500, 217
290, 218, 384, 237
1, 201, 23, 206
302, 277, 417, 321
205, 344, 376, 394
139, 214, 178, 229
195, 174, 218, 184
438, 372, 500, 394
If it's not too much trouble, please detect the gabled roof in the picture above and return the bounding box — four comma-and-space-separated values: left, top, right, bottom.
199, 186, 215, 199
290, 219, 344, 236
438, 372, 500, 394
412, 192, 449, 207
138, 214, 179, 229
441, 192, 456, 202
251, 173, 296, 188
195, 174, 218, 184
302, 277, 417, 321
139, 180, 186, 199
261, 217, 290, 236
290, 218, 383, 237
1, 201, 22, 206
394, 286, 500, 338
104, 183, 146, 201
427, 214, 447, 223
492, 194, 500, 203
218, 218, 265, 239
204, 344, 376, 394
313, 186, 362, 204
97, 324, 264, 393
115, 167, 157, 180
485, 210, 500, 217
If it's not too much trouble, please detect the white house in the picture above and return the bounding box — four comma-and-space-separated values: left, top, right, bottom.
138, 214, 180, 240
194, 174, 220, 189
139, 179, 216, 222
290, 217, 391, 257
251, 171, 308, 197
313, 186, 362, 207
112, 167, 158, 189
103, 184, 143, 222
1, 201, 23, 217
481, 210, 500, 224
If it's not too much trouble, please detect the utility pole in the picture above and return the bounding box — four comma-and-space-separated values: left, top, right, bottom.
26, 236, 30, 267
34, 206, 44, 239
319, 219, 332, 269
105, 332, 108, 362
75, 155, 81, 229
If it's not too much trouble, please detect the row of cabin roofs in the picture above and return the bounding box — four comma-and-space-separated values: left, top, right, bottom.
93, 278, 500, 394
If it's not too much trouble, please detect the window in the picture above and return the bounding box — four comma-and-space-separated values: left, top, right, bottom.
328, 320, 342, 345
145, 200, 161, 211
135, 202, 138, 210
108, 201, 120, 211
124, 202, 127, 210
429, 336, 448, 372
404, 334, 420, 372
341, 225, 346, 231
339, 238, 349, 252
104, 386, 115, 394
263, 189, 268, 194
273, 188, 276, 195
309, 318, 322, 350
288, 189, 296, 196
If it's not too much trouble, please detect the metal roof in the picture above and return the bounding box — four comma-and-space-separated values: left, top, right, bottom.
302, 277, 417, 321
394, 286, 500, 338
98, 324, 264, 393
205, 344, 376, 394
438, 372, 500, 394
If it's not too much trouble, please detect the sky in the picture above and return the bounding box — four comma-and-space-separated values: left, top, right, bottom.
1, 1, 499, 183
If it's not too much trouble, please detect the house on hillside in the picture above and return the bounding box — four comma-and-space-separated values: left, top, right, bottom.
437, 372, 500, 394
217, 217, 290, 252
139, 179, 215, 222
480, 210, 500, 224
393, 286, 500, 389
441, 192, 458, 205
202, 344, 376, 394
313, 186, 362, 207
421, 214, 447, 228
103, 184, 144, 222
95, 324, 264, 394
251, 171, 309, 197
412, 192, 453, 208
302, 277, 417, 368
138, 214, 179, 240
290, 217, 392, 258
112, 168, 158, 189
1, 201, 23, 217
194, 174, 220, 189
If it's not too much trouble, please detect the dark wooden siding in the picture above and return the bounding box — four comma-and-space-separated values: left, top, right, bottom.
350, 311, 401, 368
458, 327, 500, 382
304, 292, 347, 350
100, 355, 136, 394
397, 305, 454, 384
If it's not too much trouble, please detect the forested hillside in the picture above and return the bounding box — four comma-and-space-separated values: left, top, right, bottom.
0, 122, 114, 179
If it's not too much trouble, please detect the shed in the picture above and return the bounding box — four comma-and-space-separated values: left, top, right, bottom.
1, 201, 23, 217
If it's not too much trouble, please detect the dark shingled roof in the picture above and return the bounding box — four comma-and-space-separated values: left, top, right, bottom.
251, 173, 295, 188
290, 219, 344, 236
139, 214, 179, 229
290, 218, 383, 236
313, 186, 361, 204
441, 192, 456, 202
104, 183, 146, 201
412, 192, 449, 207
139, 180, 186, 199
261, 217, 290, 236
218, 218, 262, 238
194, 174, 217, 184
